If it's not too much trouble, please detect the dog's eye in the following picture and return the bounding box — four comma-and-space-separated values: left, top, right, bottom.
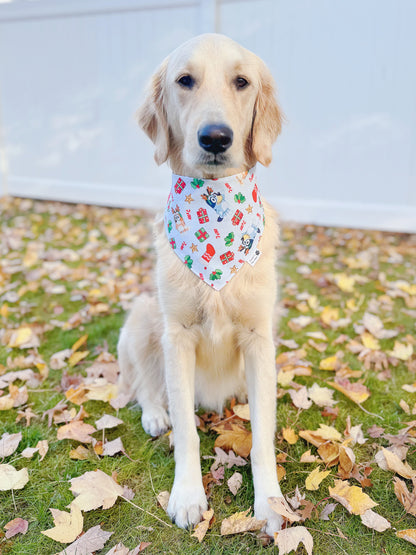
235, 77, 249, 89
177, 74, 195, 89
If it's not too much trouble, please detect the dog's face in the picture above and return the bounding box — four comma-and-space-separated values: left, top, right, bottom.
138, 34, 282, 177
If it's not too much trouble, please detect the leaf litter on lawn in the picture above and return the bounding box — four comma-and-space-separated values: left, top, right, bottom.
1, 197, 416, 553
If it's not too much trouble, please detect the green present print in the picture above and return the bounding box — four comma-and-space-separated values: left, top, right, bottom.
167, 220, 173, 233
209, 269, 223, 281
184, 255, 193, 268
195, 227, 209, 242
191, 178, 204, 189
234, 192, 246, 204
224, 232, 234, 247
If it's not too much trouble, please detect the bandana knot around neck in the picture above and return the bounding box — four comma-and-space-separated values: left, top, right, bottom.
164, 167, 264, 290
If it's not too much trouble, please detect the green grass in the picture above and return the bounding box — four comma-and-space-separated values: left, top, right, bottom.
1, 197, 416, 554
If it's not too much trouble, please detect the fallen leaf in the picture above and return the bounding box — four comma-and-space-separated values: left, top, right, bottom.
232, 404, 250, 421
37, 439, 48, 461
360, 509, 391, 532
300, 449, 319, 463
55, 525, 112, 555
68, 350, 89, 367
0, 464, 29, 490
274, 526, 313, 555
388, 341, 413, 361
220, 509, 266, 535
71, 334, 88, 353
319, 355, 339, 371
191, 508, 214, 542
328, 377, 370, 404
70, 469, 124, 511
378, 448, 416, 479
70, 445, 90, 460
41, 504, 83, 543
393, 477, 416, 516
212, 422, 252, 458
282, 427, 298, 445
288, 386, 312, 409
157, 491, 170, 511
305, 467, 331, 491
0, 431, 22, 458
95, 414, 124, 430
227, 472, 243, 495
57, 421, 96, 444
86, 380, 118, 402
307, 383, 337, 407
361, 332, 380, 351
320, 503, 337, 520
4, 517, 29, 538
268, 496, 301, 522
329, 480, 377, 515
362, 312, 398, 339
102, 437, 125, 457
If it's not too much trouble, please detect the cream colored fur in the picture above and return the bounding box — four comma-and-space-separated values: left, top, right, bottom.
118, 33, 284, 535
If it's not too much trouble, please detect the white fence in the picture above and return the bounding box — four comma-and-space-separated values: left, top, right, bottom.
0, 0, 415, 232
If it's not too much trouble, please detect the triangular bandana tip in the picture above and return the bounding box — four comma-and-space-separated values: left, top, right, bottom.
164, 167, 265, 290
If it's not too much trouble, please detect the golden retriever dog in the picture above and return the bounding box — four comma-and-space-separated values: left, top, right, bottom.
118, 33, 284, 535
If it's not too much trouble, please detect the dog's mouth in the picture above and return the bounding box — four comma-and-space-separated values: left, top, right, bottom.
198, 152, 228, 167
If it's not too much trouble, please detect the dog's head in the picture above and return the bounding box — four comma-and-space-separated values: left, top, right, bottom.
137, 34, 283, 177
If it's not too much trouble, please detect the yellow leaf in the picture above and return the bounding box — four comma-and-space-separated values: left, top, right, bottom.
319, 355, 338, 371
381, 448, 416, 479
7, 327, 32, 348
213, 422, 252, 458
191, 509, 214, 542
361, 332, 380, 351
41, 505, 83, 544
316, 424, 342, 442
220, 509, 266, 535
70, 469, 124, 511
68, 351, 89, 367
0, 304, 9, 318
388, 342, 413, 361
71, 334, 88, 353
69, 445, 90, 460
329, 480, 377, 515
65, 385, 89, 405
86, 382, 118, 402
320, 306, 339, 326
0, 395, 14, 410
305, 467, 331, 490
0, 464, 29, 490
282, 427, 298, 445
277, 464, 286, 481
333, 273, 355, 292
328, 378, 370, 404
396, 529, 416, 546
277, 369, 295, 387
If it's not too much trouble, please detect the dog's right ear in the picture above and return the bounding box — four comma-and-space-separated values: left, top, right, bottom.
137, 60, 170, 165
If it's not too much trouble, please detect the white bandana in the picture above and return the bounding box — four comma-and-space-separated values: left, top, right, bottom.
164, 167, 264, 290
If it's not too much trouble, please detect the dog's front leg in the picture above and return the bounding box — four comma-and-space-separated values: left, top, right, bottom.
243, 327, 283, 536
163, 322, 207, 528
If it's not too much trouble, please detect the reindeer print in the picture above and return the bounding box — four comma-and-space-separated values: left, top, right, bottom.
172, 205, 189, 233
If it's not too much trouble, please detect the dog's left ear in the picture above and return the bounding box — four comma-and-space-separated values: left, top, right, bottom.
136, 59, 170, 165
250, 60, 283, 167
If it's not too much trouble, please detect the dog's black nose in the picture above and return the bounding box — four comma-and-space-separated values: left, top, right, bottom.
198, 124, 233, 154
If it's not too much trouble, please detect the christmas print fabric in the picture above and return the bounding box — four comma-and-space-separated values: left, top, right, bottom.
164, 167, 265, 290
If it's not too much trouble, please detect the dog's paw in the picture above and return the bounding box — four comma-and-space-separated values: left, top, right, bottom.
141, 404, 171, 437
255, 498, 284, 537
167, 482, 208, 529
